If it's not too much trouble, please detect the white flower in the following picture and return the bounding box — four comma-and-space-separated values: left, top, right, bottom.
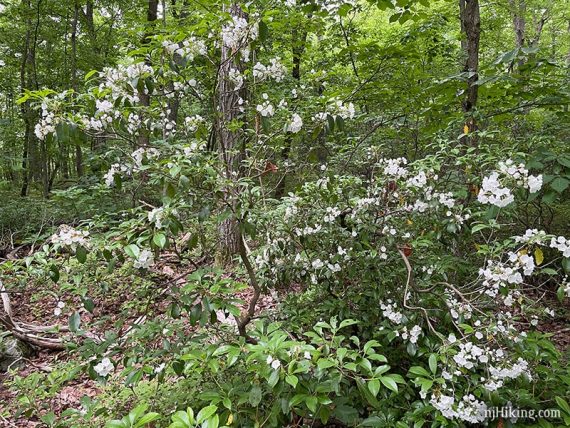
148, 207, 165, 229
527, 174, 542, 193
94, 357, 114, 377
550, 236, 570, 257
409, 325, 422, 344
257, 101, 275, 117
51, 226, 89, 249
286, 113, 303, 133
134, 249, 154, 269
96, 99, 113, 114
478, 172, 514, 207
271, 359, 281, 370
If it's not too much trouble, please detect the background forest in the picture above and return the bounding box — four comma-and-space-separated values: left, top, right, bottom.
0, 0, 570, 426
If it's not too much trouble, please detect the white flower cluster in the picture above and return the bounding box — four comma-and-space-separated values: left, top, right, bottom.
266, 355, 281, 370
182, 141, 206, 156
380, 157, 408, 179
257, 100, 275, 117
478, 172, 514, 207
94, 99, 120, 131
53, 301, 65, 317
446, 294, 472, 320
315, 0, 357, 14
485, 357, 530, 391
286, 113, 303, 133
514, 228, 548, 244
253, 58, 287, 82
221, 15, 258, 60
479, 259, 524, 298
148, 207, 165, 229
453, 341, 487, 368
478, 160, 542, 207
430, 394, 487, 424
401, 325, 422, 344
323, 206, 341, 223
51, 225, 89, 249
312, 99, 355, 123
94, 357, 114, 377
162, 37, 207, 61
131, 147, 160, 170
99, 62, 153, 104
35, 102, 59, 140
133, 249, 154, 269
226, 68, 244, 90
550, 236, 570, 257
328, 98, 356, 119
380, 300, 404, 324
104, 163, 125, 187
184, 114, 205, 133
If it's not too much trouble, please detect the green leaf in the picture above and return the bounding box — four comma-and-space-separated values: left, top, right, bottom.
76, 246, 87, 263
69, 312, 81, 333
248, 385, 262, 406
556, 396, 570, 415
196, 405, 217, 424
550, 177, 569, 193
134, 413, 160, 427
170, 409, 194, 427
285, 374, 298, 388
305, 396, 318, 413
367, 379, 380, 397
125, 369, 143, 386
317, 358, 336, 369
258, 20, 269, 43
49, 264, 60, 283
153, 233, 167, 249
408, 366, 430, 378
84, 70, 98, 81
428, 354, 437, 374
268, 369, 280, 388
124, 244, 140, 259
380, 375, 398, 392
339, 318, 358, 329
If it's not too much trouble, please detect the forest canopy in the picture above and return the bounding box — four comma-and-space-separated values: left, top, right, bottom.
0, 0, 569, 427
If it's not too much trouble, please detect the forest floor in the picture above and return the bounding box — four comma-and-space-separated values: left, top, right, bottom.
1, 247, 569, 426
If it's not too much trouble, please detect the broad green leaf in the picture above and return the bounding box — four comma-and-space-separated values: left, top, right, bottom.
380, 375, 398, 392
69, 312, 81, 333
196, 405, 217, 424
367, 379, 380, 397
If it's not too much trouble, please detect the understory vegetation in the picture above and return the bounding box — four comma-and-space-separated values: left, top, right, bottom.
0, 0, 569, 427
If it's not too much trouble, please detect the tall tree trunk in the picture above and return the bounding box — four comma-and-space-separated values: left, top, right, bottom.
19, 0, 33, 196
274, 27, 307, 199
509, 0, 526, 50
217, 3, 248, 264
137, 0, 159, 147
459, 0, 480, 114
459, 0, 480, 143
71, 0, 83, 178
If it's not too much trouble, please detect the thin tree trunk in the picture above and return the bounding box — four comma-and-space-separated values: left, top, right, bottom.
137, 0, 159, 147
71, 0, 83, 178
274, 27, 307, 199
460, 0, 480, 114
509, 0, 526, 50
217, 3, 248, 264
459, 0, 480, 143
19, 0, 32, 196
